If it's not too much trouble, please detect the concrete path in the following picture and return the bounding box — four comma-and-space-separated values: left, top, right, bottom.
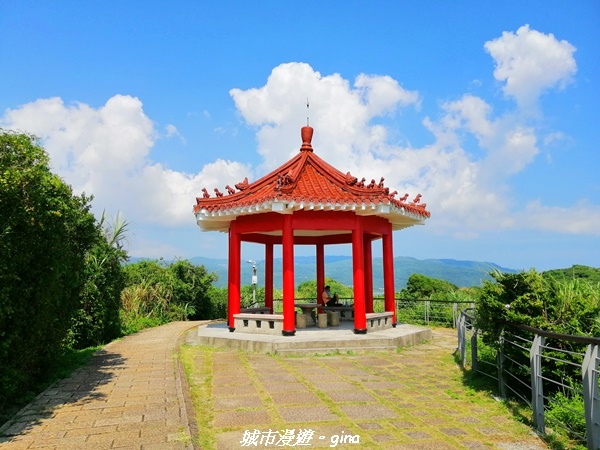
0, 321, 201, 450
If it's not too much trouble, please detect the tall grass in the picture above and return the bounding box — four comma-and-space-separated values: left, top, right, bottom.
551, 277, 600, 335
120, 281, 195, 334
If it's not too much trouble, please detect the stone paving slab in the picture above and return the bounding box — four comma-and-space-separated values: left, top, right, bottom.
182, 328, 549, 450
0, 321, 201, 450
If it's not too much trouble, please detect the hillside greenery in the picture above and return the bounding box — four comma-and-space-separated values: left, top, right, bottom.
543, 264, 600, 284
296, 278, 354, 301
186, 255, 516, 291
0, 131, 224, 422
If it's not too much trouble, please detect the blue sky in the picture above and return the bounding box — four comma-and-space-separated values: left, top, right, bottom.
1, 1, 599, 271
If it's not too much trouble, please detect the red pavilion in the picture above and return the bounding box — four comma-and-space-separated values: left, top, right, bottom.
194, 125, 430, 335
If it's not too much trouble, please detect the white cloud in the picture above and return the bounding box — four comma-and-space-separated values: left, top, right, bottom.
441, 95, 494, 138
354, 73, 421, 115
1, 95, 250, 227
543, 131, 567, 147
165, 123, 186, 144
230, 62, 421, 172
521, 201, 600, 235
484, 24, 577, 110
127, 236, 183, 259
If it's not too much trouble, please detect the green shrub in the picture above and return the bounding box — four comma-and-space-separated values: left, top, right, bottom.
66, 237, 126, 348
208, 287, 228, 318
0, 130, 98, 412
475, 269, 600, 386
120, 259, 218, 333
476, 270, 600, 343
546, 391, 586, 441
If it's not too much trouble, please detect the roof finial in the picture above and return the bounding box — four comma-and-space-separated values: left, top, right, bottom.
306, 97, 310, 126
300, 100, 313, 152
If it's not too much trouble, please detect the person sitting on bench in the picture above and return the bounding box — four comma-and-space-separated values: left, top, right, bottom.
322, 285, 343, 307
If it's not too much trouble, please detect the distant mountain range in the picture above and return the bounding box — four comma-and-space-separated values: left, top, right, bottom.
129, 255, 516, 291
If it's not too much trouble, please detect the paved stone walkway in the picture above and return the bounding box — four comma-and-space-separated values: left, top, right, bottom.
0, 323, 549, 450
0, 321, 201, 450
184, 327, 548, 450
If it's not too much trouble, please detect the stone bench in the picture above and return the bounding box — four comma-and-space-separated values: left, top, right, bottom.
234, 313, 283, 335
365, 312, 394, 331
321, 306, 354, 320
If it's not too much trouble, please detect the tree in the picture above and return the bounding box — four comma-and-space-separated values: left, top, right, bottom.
167, 259, 218, 319
296, 278, 353, 300
207, 286, 228, 319
66, 212, 128, 349
240, 285, 265, 307
0, 130, 98, 408
399, 273, 458, 299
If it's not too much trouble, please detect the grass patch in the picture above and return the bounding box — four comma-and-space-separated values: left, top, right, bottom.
179, 345, 215, 449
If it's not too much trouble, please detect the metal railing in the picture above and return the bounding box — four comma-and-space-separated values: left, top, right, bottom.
265, 298, 474, 328
458, 308, 600, 449
394, 299, 474, 328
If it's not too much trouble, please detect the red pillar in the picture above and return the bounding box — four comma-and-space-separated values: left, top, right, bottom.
316, 243, 325, 307
265, 243, 274, 313
382, 223, 396, 326
352, 217, 367, 334
227, 222, 241, 331
363, 236, 374, 313
282, 214, 295, 336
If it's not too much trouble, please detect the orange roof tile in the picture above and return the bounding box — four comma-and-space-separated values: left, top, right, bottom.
194, 126, 430, 231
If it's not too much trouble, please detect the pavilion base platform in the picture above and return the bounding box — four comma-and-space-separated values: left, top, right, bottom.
187, 320, 432, 355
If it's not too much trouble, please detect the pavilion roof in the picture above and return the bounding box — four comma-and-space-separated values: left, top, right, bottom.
194, 126, 430, 232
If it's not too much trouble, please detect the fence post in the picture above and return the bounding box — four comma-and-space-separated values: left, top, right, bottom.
530, 334, 545, 434
425, 300, 430, 324
497, 328, 506, 399
471, 327, 478, 371
457, 313, 466, 367
582, 343, 600, 450
452, 302, 458, 328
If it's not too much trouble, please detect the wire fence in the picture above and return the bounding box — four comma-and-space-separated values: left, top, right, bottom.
458, 308, 600, 449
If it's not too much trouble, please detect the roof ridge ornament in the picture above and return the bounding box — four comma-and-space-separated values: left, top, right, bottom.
235, 177, 249, 191
275, 170, 295, 191
345, 172, 358, 185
